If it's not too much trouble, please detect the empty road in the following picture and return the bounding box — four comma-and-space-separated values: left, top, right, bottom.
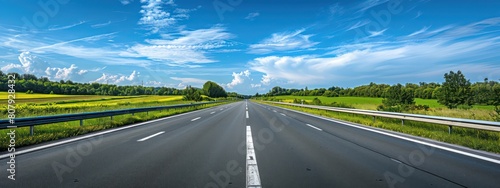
1, 100, 499, 187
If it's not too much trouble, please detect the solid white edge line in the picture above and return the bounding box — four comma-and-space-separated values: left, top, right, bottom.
137, 131, 165, 142
306, 124, 323, 131
257, 103, 500, 165
191, 117, 201, 121
246, 126, 261, 187
0, 104, 229, 159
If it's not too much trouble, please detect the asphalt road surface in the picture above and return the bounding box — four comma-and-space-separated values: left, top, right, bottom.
1, 100, 499, 188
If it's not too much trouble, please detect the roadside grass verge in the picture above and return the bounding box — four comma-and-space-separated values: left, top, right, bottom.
0, 102, 230, 151
266, 96, 497, 121
258, 101, 500, 154
1, 97, 190, 118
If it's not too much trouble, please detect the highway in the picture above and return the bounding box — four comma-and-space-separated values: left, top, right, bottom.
1, 100, 499, 187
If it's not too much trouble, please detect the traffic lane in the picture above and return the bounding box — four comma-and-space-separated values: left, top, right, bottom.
0, 102, 244, 187
257, 102, 500, 187
249, 102, 460, 188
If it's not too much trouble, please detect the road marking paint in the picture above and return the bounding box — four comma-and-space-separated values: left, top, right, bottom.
220, 108, 224, 111
246, 126, 261, 187
390, 158, 402, 164
280, 113, 286, 116
268, 104, 500, 165
246, 111, 249, 119
137, 131, 165, 142
210, 111, 215, 114
273, 110, 277, 113
306, 124, 322, 131
191, 117, 201, 121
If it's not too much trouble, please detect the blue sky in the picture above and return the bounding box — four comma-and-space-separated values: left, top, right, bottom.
0, 0, 499, 95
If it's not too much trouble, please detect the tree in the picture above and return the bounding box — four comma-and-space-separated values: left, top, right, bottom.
382, 84, 415, 107
183, 85, 202, 101
202, 81, 227, 98
437, 71, 473, 109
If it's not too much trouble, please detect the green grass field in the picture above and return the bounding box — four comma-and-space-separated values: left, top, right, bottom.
267, 96, 498, 121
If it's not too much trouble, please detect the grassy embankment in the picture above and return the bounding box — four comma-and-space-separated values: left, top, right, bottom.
255, 96, 500, 154
268, 96, 497, 121
0, 92, 229, 151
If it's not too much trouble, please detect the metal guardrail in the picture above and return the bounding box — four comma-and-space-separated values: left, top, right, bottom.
0, 101, 220, 135
267, 101, 500, 133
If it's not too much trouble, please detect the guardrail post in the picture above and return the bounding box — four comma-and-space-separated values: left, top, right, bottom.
111, 116, 113, 121
132, 112, 135, 116
401, 119, 404, 126
373, 116, 376, 123
146, 111, 149, 116
448, 126, 453, 134
30, 126, 34, 136
80, 119, 83, 126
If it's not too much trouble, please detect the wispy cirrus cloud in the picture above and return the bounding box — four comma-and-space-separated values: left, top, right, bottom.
48, 21, 86, 31
245, 12, 260, 20
91, 21, 112, 28
248, 29, 318, 54
124, 26, 236, 67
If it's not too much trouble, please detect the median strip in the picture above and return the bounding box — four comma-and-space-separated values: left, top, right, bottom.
246, 126, 261, 187
137, 131, 165, 142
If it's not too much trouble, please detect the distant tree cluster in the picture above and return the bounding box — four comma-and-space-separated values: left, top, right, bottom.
261, 70, 500, 110
0, 72, 183, 96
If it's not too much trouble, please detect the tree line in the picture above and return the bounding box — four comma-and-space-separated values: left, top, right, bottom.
1, 72, 237, 100
258, 71, 500, 110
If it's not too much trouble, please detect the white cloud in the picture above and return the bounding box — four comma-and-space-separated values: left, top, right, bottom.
248, 29, 318, 54
138, 0, 197, 33
226, 70, 250, 88
250, 84, 261, 88
93, 71, 140, 84
48, 21, 86, 31
355, 0, 389, 13
368, 28, 387, 37
245, 12, 260, 20
249, 36, 500, 85
347, 20, 370, 31
248, 18, 500, 86
2, 51, 51, 75
45, 64, 78, 80
91, 21, 112, 28
125, 26, 235, 66
120, 0, 133, 5
408, 26, 429, 37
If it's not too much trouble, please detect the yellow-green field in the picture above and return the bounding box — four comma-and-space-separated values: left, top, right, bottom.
266, 96, 498, 121
0, 92, 188, 118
